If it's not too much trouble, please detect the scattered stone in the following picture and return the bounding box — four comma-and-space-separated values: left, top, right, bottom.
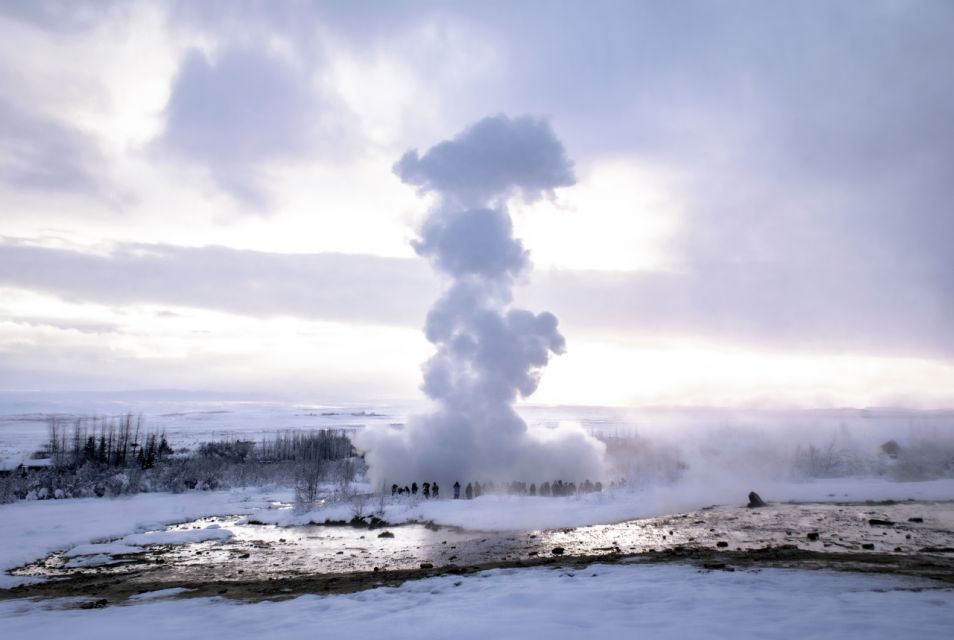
377, 531, 395, 539
747, 492, 767, 508
551, 547, 565, 555
908, 517, 924, 523
80, 599, 108, 609
807, 532, 820, 541
716, 541, 729, 548
868, 519, 895, 527
861, 543, 875, 550
420, 562, 434, 569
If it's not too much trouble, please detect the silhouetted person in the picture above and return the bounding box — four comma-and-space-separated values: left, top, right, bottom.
404, 485, 410, 495
453, 481, 461, 499
432, 482, 439, 498
423, 482, 430, 498
392, 484, 398, 496
474, 481, 482, 497
411, 483, 418, 495
465, 482, 473, 499
529, 483, 536, 496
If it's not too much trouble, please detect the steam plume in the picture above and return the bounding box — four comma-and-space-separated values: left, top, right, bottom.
357, 115, 607, 485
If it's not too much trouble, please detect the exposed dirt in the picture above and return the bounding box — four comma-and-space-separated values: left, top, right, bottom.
4, 499, 954, 606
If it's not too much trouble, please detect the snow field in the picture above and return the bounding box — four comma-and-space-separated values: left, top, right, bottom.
1, 563, 952, 640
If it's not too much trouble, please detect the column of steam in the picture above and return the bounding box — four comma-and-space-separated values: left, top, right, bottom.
356, 115, 606, 488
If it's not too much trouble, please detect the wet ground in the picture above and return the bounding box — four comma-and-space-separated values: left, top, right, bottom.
5, 499, 954, 604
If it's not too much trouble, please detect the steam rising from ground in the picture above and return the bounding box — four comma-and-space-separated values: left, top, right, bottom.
357, 115, 606, 486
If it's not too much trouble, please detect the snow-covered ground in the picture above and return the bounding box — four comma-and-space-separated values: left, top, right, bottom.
0, 487, 292, 588
4, 475, 954, 589
270, 477, 954, 531
2, 563, 952, 640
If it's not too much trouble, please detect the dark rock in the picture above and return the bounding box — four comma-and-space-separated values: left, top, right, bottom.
807, 532, 820, 541
868, 519, 895, 527
907, 517, 924, 523
80, 599, 108, 609
551, 547, 565, 555
716, 541, 729, 548
420, 562, 434, 569
747, 492, 767, 508
377, 531, 395, 538
861, 543, 875, 550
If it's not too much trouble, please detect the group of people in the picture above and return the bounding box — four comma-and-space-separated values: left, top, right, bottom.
391, 481, 439, 498
390, 479, 604, 500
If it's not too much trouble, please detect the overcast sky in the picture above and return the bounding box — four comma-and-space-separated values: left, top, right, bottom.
1, 0, 953, 408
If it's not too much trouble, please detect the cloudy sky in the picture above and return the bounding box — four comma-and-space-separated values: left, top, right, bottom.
1, 0, 952, 408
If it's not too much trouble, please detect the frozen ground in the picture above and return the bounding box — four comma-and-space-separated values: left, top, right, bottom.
0, 487, 292, 588
271, 477, 954, 531
4, 475, 954, 589
2, 563, 952, 640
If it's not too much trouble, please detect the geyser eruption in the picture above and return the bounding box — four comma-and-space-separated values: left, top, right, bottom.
357, 114, 606, 486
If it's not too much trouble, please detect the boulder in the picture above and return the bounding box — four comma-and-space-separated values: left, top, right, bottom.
746, 492, 767, 508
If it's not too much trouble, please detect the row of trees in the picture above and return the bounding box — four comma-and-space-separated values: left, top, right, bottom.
47, 415, 173, 470
0, 418, 361, 503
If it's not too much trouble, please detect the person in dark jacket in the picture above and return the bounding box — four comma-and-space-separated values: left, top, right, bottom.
432, 482, 439, 498
411, 482, 418, 495
465, 482, 473, 499
423, 482, 430, 498
453, 481, 461, 499
391, 484, 398, 496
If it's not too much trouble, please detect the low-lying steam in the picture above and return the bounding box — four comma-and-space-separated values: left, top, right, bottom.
357, 115, 606, 486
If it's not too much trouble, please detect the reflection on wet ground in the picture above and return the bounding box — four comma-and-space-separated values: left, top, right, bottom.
6, 500, 954, 603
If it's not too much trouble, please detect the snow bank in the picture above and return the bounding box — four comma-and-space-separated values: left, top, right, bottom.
63, 527, 233, 559
2, 564, 952, 639
121, 527, 233, 547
